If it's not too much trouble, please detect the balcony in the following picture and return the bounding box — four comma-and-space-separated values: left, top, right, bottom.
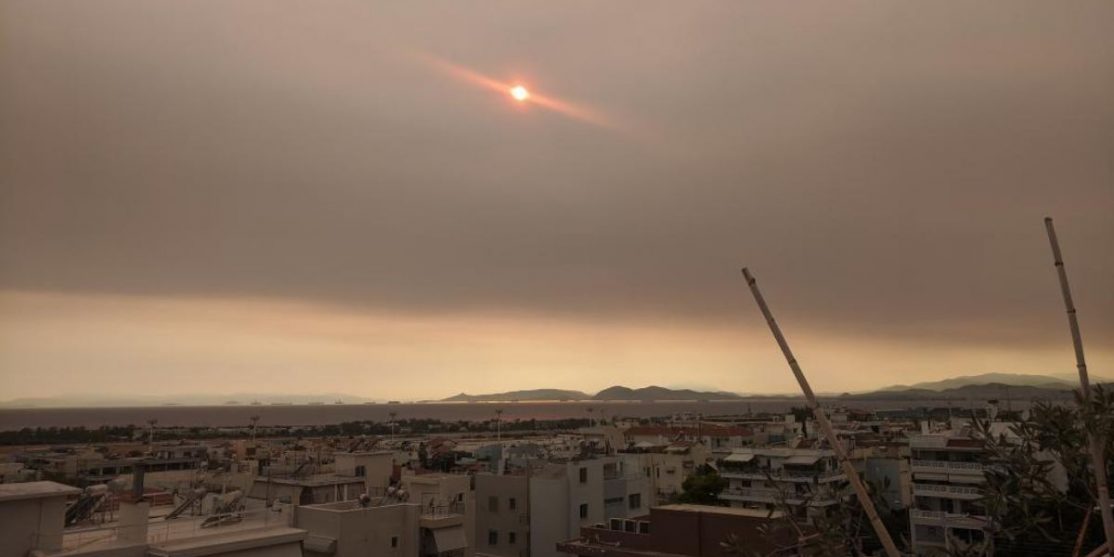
910, 509, 989, 530
720, 487, 842, 507
719, 469, 846, 484
913, 483, 982, 500
911, 460, 985, 475
420, 503, 466, 528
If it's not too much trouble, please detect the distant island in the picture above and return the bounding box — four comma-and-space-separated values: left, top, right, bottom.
443, 385, 744, 402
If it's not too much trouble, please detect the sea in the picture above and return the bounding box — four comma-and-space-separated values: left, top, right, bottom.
0, 398, 1016, 431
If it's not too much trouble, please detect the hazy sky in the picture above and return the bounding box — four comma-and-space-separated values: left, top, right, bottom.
2, 1, 1112, 401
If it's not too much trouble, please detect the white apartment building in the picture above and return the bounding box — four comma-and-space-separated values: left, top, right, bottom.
716, 448, 849, 522
907, 433, 989, 554
618, 443, 711, 504
528, 457, 650, 557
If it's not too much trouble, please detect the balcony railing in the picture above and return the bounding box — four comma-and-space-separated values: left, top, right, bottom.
911, 460, 984, 474
720, 469, 846, 483
910, 509, 989, 530
720, 487, 842, 506
913, 483, 982, 499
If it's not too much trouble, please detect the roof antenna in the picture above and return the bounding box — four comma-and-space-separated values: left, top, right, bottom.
741, 268, 901, 557
1044, 217, 1114, 551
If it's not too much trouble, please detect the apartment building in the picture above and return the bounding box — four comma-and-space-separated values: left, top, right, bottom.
618, 443, 710, 504
474, 472, 530, 557
402, 473, 475, 557
297, 498, 423, 557
622, 425, 753, 454
529, 457, 650, 557
716, 448, 849, 522
556, 504, 802, 557
907, 432, 990, 554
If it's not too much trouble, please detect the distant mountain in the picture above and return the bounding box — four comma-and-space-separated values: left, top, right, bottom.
593, 385, 742, 401
842, 382, 1082, 402
877, 373, 1085, 392
442, 389, 591, 402
440, 386, 742, 402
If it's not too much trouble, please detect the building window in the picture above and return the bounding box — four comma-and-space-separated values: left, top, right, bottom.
579, 503, 589, 519
489, 496, 499, 512
579, 467, 588, 483
628, 494, 641, 510
509, 532, 517, 544
508, 497, 516, 510
488, 530, 499, 545
391, 536, 398, 548
355, 465, 366, 477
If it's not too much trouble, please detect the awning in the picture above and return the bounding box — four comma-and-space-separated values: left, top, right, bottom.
723, 453, 755, 463
432, 526, 468, 552
783, 455, 821, 466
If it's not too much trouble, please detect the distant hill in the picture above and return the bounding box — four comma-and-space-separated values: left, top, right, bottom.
441, 385, 742, 402
442, 389, 591, 402
593, 385, 742, 401
842, 381, 1085, 401
877, 373, 1079, 392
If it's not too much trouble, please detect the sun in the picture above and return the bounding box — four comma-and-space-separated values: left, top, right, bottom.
510, 85, 530, 102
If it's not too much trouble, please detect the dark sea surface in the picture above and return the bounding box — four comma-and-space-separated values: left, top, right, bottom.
0, 398, 1020, 430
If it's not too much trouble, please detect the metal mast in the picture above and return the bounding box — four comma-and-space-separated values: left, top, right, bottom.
1044, 217, 1114, 550
741, 268, 901, 557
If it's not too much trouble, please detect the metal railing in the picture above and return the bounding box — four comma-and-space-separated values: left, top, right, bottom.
910, 509, 989, 529
911, 460, 984, 473
913, 483, 981, 497
720, 469, 846, 483
63, 506, 290, 550
422, 501, 466, 518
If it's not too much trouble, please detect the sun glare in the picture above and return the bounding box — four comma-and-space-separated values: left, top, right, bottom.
510, 85, 530, 102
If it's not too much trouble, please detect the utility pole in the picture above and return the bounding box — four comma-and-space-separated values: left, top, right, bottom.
495, 408, 504, 441
389, 411, 398, 440
742, 268, 901, 557
249, 415, 260, 446
146, 419, 158, 450
1044, 217, 1114, 549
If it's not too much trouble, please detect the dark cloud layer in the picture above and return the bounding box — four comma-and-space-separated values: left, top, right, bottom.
2, 1, 1112, 349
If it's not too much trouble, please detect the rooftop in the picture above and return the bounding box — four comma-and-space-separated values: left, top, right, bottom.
0, 480, 81, 502
655, 504, 785, 519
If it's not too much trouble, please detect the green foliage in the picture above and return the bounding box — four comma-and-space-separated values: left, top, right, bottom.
674, 464, 728, 505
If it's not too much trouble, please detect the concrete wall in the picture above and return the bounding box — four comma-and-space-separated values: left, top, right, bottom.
0, 496, 67, 557
529, 472, 569, 557
474, 474, 528, 557
297, 502, 421, 557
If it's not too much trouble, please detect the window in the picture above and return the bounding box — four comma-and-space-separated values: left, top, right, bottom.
628, 494, 642, 510
579, 467, 588, 483
488, 496, 499, 512
355, 465, 366, 477
579, 503, 589, 519
488, 530, 499, 545
509, 532, 517, 544
391, 536, 398, 548
508, 497, 516, 510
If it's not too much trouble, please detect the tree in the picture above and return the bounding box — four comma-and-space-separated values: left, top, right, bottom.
962, 386, 1114, 557
674, 464, 727, 505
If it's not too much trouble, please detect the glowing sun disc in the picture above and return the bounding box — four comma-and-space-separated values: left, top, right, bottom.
510, 85, 530, 101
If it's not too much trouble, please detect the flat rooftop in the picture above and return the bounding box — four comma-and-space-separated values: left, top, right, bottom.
0, 480, 81, 502
147, 526, 305, 556
655, 504, 785, 519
